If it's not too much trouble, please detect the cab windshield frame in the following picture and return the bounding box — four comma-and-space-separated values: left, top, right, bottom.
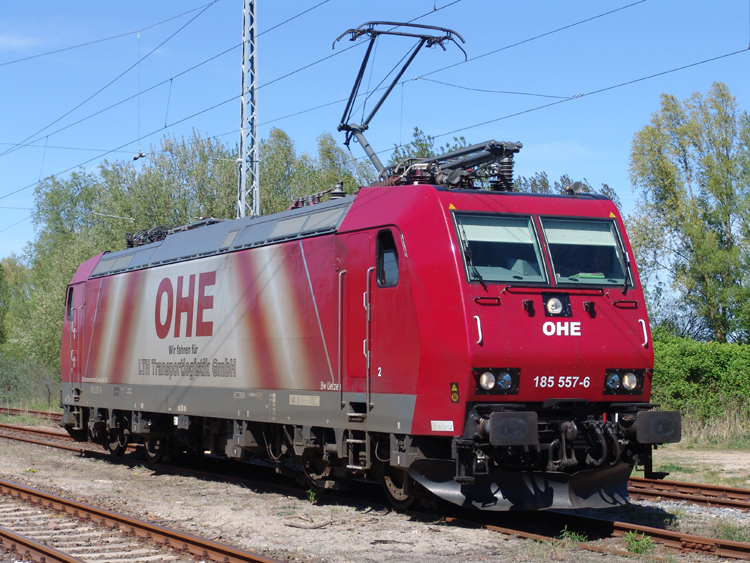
538, 215, 632, 288
452, 211, 548, 286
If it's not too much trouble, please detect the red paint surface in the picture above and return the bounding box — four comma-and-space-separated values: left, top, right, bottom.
63, 185, 652, 437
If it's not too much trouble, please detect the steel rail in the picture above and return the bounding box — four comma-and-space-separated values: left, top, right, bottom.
0, 422, 71, 439
5, 420, 750, 558
0, 424, 139, 453
629, 476, 750, 510
0, 407, 62, 422
0, 479, 281, 563
608, 519, 750, 559
0, 524, 85, 563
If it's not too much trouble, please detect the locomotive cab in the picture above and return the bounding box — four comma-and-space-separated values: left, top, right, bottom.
401, 187, 681, 510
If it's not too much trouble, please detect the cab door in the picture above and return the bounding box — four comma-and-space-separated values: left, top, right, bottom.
65, 283, 86, 392
369, 228, 419, 398
344, 232, 372, 393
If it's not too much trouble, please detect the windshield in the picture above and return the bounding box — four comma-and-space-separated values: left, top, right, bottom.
454, 214, 546, 283
541, 218, 628, 285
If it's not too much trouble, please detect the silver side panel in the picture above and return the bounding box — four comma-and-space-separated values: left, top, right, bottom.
61, 382, 415, 434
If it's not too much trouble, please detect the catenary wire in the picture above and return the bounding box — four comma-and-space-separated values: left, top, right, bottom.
0, 0, 335, 159
0, 2, 217, 68
430, 47, 750, 140
0, 1, 220, 159
415, 77, 569, 99
416, 0, 648, 80
2, 46, 746, 204
0, 2, 463, 202
0, 0, 630, 163
0, 0, 454, 158
0, 142, 131, 154
0, 216, 31, 233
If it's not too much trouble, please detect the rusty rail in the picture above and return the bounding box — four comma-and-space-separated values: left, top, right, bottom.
0, 479, 281, 563
629, 476, 750, 511
0, 525, 85, 563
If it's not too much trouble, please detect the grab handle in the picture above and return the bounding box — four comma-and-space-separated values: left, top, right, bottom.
474, 315, 483, 345
638, 319, 648, 348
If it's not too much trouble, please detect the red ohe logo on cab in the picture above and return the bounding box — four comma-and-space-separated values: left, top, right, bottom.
154, 272, 215, 339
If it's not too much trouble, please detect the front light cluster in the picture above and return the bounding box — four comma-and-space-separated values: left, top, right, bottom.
603, 369, 644, 395
475, 368, 519, 395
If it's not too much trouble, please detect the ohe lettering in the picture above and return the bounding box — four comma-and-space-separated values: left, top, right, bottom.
542, 321, 581, 337
155, 272, 216, 339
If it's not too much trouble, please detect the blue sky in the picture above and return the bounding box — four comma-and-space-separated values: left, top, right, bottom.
1, 1, 748, 260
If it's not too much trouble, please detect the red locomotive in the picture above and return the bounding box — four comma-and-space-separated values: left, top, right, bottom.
60, 22, 680, 510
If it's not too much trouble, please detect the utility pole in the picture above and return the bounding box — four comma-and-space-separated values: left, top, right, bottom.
237, 0, 259, 218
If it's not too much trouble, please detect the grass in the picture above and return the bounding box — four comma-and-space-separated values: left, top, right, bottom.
623, 531, 655, 554
0, 412, 59, 426
653, 462, 696, 474
556, 525, 587, 543
676, 409, 750, 450
711, 520, 750, 542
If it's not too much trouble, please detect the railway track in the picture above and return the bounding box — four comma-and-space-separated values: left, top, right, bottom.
0, 478, 280, 563
0, 423, 138, 456
4, 421, 750, 559
629, 476, 750, 510
0, 408, 62, 423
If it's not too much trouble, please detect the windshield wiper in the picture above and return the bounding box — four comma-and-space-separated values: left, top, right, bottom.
456, 217, 488, 291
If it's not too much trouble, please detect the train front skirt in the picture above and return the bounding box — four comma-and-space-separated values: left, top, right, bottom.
408, 459, 631, 511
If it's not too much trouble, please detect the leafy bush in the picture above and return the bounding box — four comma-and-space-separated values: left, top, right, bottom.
0, 352, 60, 411
652, 331, 750, 422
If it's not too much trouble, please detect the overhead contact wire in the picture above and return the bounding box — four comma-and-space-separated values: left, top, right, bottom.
0, 2, 217, 68
0, 0, 220, 159
0, 0, 334, 158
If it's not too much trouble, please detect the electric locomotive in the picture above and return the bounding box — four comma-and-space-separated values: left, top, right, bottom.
60, 21, 680, 511
60, 168, 680, 510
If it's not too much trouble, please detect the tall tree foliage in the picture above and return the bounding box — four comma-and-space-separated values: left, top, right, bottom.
514, 172, 622, 210
0, 256, 31, 358
629, 82, 750, 342
260, 129, 374, 214
389, 127, 467, 166
8, 128, 365, 370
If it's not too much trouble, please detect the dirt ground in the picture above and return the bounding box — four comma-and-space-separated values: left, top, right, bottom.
0, 432, 715, 563
650, 444, 750, 487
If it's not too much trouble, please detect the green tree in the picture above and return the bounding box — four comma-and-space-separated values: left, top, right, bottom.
260, 128, 374, 214
19, 128, 369, 369
0, 263, 8, 346
389, 127, 468, 166
514, 172, 622, 210
628, 82, 750, 342
0, 256, 31, 358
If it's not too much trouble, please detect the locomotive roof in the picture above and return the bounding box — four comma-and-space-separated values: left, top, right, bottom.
89, 195, 355, 279
87, 185, 615, 280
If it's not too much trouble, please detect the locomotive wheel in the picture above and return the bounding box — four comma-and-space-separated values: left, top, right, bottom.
145, 437, 166, 463
106, 431, 128, 456
382, 470, 418, 510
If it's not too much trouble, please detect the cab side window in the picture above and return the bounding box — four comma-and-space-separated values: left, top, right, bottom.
66, 287, 74, 321
377, 230, 399, 287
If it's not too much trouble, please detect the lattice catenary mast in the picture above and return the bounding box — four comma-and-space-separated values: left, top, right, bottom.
237, 0, 259, 218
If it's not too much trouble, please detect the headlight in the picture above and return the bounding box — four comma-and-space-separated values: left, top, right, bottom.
475, 368, 520, 395
603, 369, 645, 394
605, 372, 620, 391
546, 297, 563, 315
479, 371, 496, 390
622, 372, 638, 391
497, 372, 513, 390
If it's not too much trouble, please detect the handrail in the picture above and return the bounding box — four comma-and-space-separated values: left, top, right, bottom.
337, 270, 348, 408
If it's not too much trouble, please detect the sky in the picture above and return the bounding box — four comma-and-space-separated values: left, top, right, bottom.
1, 0, 748, 260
